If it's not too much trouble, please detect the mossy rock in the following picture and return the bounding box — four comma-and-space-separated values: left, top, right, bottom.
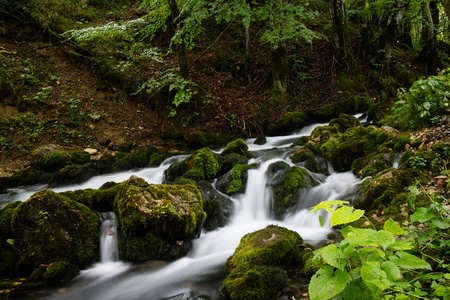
0, 201, 21, 239
220, 139, 252, 158
216, 163, 259, 195
60, 184, 123, 212
48, 163, 98, 187
186, 131, 220, 148
267, 166, 319, 219
0, 242, 17, 278
254, 135, 267, 145
11, 189, 100, 275
304, 156, 329, 175
117, 231, 165, 262
352, 151, 396, 177
8, 168, 47, 187
291, 148, 315, 163
292, 135, 310, 146
355, 168, 414, 211
165, 148, 221, 182
328, 113, 361, 132
33, 148, 90, 173
113, 147, 160, 171
222, 265, 288, 300
219, 153, 249, 176
269, 94, 373, 134
222, 225, 303, 300
28, 261, 79, 285
113, 176, 206, 261
197, 180, 233, 231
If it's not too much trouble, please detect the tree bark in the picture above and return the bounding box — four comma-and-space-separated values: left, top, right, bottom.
167, 0, 189, 79
332, 0, 356, 74
271, 42, 289, 94
419, 0, 438, 74
441, 0, 450, 20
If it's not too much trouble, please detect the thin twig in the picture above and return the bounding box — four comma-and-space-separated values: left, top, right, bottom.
193, 20, 234, 64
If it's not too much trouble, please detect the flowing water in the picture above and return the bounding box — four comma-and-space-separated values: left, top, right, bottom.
3, 119, 366, 300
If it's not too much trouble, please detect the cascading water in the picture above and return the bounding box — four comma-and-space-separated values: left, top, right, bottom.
100, 212, 119, 263
4, 120, 365, 300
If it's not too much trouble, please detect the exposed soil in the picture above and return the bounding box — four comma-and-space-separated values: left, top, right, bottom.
0, 20, 341, 176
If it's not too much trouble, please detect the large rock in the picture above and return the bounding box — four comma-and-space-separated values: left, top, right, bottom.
11, 190, 100, 275
222, 225, 304, 300
114, 176, 206, 261
266, 165, 319, 219
32, 146, 91, 173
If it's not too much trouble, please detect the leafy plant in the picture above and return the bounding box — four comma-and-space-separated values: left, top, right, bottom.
392, 69, 450, 130
308, 200, 450, 300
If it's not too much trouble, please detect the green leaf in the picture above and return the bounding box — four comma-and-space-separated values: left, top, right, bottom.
410, 207, 434, 223
319, 215, 324, 227
383, 218, 405, 235
331, 206, 365, 227
431, 218, 450, 229
361, 261, 391, 294
381, 261, 401, 281
390, 252, 432, 270
309, 200, 350, 213
366, 229, 395, 250
389, 238, 414, 250
322, 244, 346, 271
309, 265, 350, 300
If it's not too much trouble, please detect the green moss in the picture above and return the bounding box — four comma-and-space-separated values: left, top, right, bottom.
292, 135, 310, 146
114, 176, 205, 261
42, 261, 79, 284
220, 153, 248, 175
222, 265, 288, 300
60, 184, 123, 212
118, 232, 165, 261
48, 163, 98, 187
226, 164, 257, 194
34, 149, 90, 173
291, 148, 315, 163
186, 131, 220, 148
221, 139, 252, 158
222, 225, 304, 300
11, 190, 100, 275
268, 166, 318, 218
8, 168, 46, 187
191, 148, 220, 180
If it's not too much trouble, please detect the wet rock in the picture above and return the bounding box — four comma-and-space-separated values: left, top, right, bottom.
222, 225, 303, 300
11, 190, 100, 275
114, 176, 206, 261
197, 180, 233, 231
220, 138, 252, 158
216, 163, 258, 195
32, 146, 90, 173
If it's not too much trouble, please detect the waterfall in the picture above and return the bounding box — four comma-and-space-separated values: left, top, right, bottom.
3, 120, 365, 300
100, 212, 119, 263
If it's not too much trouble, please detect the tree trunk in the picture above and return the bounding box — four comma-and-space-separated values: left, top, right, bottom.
271, 42, 289, 94
419, 0, 438, 74
332, 0, 356, 74
167, 0, 189, 79
441, 0, 450, 20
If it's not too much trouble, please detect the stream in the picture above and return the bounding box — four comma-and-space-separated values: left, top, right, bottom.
2, 119, 366, 300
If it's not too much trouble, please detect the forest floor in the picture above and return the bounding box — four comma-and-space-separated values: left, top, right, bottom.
0, 18, 344, 177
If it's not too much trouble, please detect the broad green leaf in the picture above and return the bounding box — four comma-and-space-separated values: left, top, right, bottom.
410, 207, 434, 223
389, 238, 414, 250
322, 244, 346, 271
390, 252, 432, 270
366, 229, 395, 250
309, 200, 350, 213
431, 218, 450, 229
309, 265, 350, 300
381, 261, 401, 281
344, 227, 377, 248
383, 218, 405, 235
330, 206, 365, 227
361, 261, 391, 294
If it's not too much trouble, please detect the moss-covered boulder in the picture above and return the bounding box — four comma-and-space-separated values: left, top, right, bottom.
114, 176, 206, 261
268, 94, 373, 135
0, 201, 21, 278
197, 180, 233, 231
222, 225, 303, 300
32, 147, 90, 173
219, 153, 249, 176
60, 183, 123, 212
216, 163, 259, 195
7, 168, 47, 187
165, 147, 221, 183
27, 261, 79, 285
291, 148, 315, 163
11, 190, 100, 275
267, 165, 319, 219
220, 139, 252, 158
352, 151, 397, 177
112, 146, 165, 171
186, 131, 220, 148
355, 168, 414, 212
48, 163, 98, 187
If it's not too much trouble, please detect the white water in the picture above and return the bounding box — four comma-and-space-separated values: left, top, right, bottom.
5, 121, 364, 300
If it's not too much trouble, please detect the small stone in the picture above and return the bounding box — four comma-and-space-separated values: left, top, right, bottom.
84, 148, 98, 155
